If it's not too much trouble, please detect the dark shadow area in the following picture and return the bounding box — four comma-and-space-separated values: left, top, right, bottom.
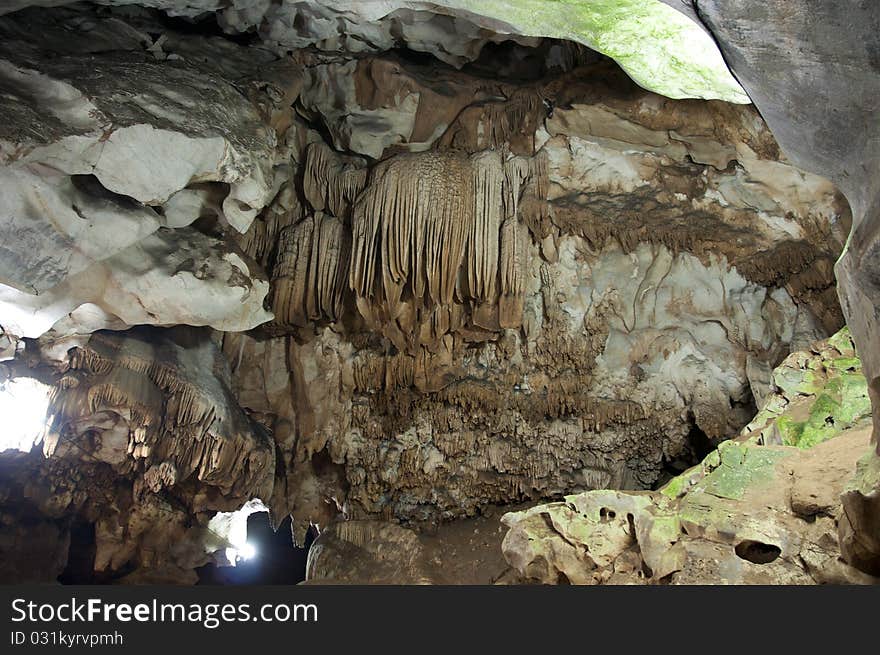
70, 174, 145, 210
461, 38, 604, 82
154, 11, 260, 46
735, 539, 781, 564
654, 420, 715, 489
686, 423, 716, 462
57, 519, 97, 584
197, 513, 317, 585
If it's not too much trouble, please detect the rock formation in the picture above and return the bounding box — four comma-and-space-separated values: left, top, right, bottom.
500, 329, 878, 585
0, 1, 876, 584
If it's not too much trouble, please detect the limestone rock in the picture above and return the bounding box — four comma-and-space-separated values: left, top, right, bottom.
0, 326, 277, 582
0, 227, 272, 338
0, 2, 871, 585
501, 330, 880, 585
223, 40, 845, 525
502, 428, 878, 585
683, 0, 880, 577
305, 520, 432, 584
838, 447, 880, 577
35, 0, 746, 101
304, 512, 514, 584
741, 327, 872, 449
0, 21, 277, 337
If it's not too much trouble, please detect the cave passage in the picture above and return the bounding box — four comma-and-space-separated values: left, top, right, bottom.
197, 514, 316, 585
57, 520, 97, 585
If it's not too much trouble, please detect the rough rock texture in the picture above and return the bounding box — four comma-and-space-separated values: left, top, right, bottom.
305, 511, 515, 584
305, 520, 432, 584
502, 428, 877, 585
740, 328, 871, 449
685, 0, 880, 575
0, 1, 748, 103
839, 446, 880, 577
501, 329, 878, 585
0, 327, 273, 583
222, 50, 845, 527
0, 3, 871, 584
0, 10, 276, 338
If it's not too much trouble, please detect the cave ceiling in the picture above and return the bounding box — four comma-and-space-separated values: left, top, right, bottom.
0, 0, 878, 585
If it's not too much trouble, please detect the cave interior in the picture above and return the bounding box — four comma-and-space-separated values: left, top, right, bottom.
0, 0, 879, 586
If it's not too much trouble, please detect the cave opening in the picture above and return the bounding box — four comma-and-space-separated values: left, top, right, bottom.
0, 377, 50, 453
686, 422, 716, 463
655, 417, 717, 489
57, 519, 97, 585
461, 38, 605, 83
152, 9, 260, 46
198, 513, 317, 585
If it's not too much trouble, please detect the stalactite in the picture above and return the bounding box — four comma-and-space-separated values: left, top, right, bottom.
302, 141, 368, 219
87, 367, 162, 429
46, 330, 273, 507
466, 150, 504, 303
499, 216, 529, 328
529, 149, 549, 202
347, 148, 542, 343
349, 151, 472, 317
235, 184, 304, 267
502, 155, 531, 220
69, 348, 114, 375
271, 212, 349, 328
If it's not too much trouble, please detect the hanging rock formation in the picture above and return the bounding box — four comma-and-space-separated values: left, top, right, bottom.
221, 40, 847, 526
0, 327, 273, 583
0, 1, 875, 584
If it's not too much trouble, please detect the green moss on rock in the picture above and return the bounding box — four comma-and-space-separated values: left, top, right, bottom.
659, 448, 719, 500
826, 327, 857, 357
450, 0, 749, 103
742, 327, 871, 449
503, 329, 873, 584
697, 441, 792, 500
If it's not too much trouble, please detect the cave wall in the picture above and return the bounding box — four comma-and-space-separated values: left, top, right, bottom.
687, 0, 880, 579
216, 46, 846, 527
0, 1, 873, 581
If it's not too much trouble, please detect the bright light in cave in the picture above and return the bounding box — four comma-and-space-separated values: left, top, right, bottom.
0, 377, 50, 452
237, 542, 257, 562
206, 498, 267, 566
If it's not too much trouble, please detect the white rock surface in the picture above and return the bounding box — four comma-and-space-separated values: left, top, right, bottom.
0, 228, 271, 338
0, 41, 277, 337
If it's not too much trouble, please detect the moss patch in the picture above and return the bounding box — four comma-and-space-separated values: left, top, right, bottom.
697, 441, 792, 501
450, 0, 749, 103
742, 327, 871, 449
659, 449, 719, 500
